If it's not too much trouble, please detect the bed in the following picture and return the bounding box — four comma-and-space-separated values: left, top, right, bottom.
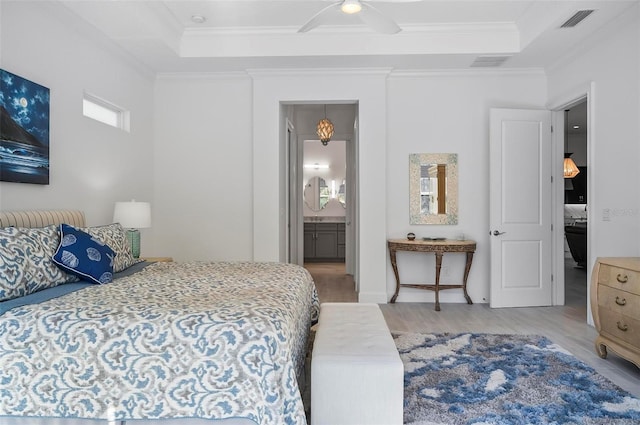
0, 210, 319, 425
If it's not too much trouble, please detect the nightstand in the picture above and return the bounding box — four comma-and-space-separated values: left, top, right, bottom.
591, 257, 640, 368
142, 257, 173, 262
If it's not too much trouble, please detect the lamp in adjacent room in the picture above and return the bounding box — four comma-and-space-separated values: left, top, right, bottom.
564, 153, 580, 179
316, 104, 334, 146
113, 200, 151, 258
563, 109, 580, 179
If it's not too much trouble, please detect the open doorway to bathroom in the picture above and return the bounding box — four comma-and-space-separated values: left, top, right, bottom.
303, 139, 347, 262
286, 102, 358, 301
563, 99, 588, 313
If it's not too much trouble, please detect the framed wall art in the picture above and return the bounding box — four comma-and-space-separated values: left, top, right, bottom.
409, 153, 459, 224
0, 69, 50, 184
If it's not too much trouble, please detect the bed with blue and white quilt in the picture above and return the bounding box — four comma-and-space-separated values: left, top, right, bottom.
0, 210, 319, 425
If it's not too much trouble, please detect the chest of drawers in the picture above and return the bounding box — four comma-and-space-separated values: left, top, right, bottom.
590, 257, 640, 368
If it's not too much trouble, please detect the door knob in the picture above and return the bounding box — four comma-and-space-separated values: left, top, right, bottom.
492, 230, 506, 236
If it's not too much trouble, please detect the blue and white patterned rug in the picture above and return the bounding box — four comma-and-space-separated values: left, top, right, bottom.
394, 333, 640, 425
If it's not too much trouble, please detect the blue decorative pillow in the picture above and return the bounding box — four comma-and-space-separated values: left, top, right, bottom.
53, 224, 115, 284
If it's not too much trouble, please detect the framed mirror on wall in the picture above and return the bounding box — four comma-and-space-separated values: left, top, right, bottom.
409, 153, 458, 224
304, 176, 331, 211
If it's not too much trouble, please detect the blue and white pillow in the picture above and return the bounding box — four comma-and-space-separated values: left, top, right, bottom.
0, 227, 31, 301
53, 224, 115, 285
0, 225, 79, 302
81, 223, 141, 272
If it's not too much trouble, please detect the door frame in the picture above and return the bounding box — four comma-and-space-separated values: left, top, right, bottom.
285, 102, 358, 278
286, 115, 302, 265
548, 82, 594, 322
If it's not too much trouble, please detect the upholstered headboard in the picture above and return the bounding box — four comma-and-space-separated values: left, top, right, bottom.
0, 210, 86, 228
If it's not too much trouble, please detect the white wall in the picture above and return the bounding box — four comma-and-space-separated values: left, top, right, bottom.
386, 70, 548, 304
548, 5, 640, 263
152, 73, 254, 261
0, 2, 155, 227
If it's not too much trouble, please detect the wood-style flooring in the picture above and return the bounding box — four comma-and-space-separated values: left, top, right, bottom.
304, 261, 640, 398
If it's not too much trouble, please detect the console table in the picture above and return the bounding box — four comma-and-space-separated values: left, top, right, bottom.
388, 239, 476, 311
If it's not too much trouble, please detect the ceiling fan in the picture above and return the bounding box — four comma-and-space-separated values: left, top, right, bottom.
298, 0, 419, 34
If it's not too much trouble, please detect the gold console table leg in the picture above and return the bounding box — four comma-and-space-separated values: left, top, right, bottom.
390, 249, 400, 303
462, 251, 474, 305
434, 252, 443, 311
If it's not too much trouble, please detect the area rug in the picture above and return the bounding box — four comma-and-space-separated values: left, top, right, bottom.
394, 333, 640, 425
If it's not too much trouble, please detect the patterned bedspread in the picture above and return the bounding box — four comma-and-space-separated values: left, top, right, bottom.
0, 261, 319, 424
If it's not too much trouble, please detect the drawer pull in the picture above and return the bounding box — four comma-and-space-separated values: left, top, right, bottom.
616, 274, 629, 283
617, 321, 629, 332
615, 296, 627, 306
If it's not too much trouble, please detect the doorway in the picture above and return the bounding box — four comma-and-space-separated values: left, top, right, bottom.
286, 103, 358, 281
563, 100, 588, 313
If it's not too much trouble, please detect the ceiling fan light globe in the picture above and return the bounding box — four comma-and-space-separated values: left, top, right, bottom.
341, 0, 363, 14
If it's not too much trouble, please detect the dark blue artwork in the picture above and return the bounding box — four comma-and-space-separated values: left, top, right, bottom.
0, 69, 50, 184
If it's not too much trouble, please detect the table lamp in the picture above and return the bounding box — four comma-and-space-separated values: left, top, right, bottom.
113, 200, 151, 258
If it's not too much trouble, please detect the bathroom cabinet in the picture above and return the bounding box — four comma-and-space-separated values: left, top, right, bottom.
304, 222, 345, 262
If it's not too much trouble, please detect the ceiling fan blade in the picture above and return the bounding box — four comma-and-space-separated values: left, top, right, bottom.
298, 2, 341, 33
359, 3, 401, 34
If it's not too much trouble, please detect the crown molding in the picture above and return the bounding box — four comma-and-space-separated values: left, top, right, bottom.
246, 68, 394, 78
156, 71, 251, 81
389, 67, 547, 78
182, 22, 518, 37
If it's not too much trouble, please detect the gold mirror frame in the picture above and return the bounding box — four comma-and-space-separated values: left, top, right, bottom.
409, 153, 458, 224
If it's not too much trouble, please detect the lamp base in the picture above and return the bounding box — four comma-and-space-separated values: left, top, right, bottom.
125, 229, 141, 258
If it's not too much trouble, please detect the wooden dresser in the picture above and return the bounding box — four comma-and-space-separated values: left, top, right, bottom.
590, 257, 640, 368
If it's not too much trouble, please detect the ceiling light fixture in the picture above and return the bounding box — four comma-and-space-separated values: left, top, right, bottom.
564, 153, 580, 178
341, 0, 363, 14
191, 15, 206, 24
304, 163, 330, 170
316, 105, 334, 146
564, 110, 580, 179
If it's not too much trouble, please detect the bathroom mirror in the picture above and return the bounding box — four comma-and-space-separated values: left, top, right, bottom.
409, 153, 458, 224
304, 176, 330, 211
337, 182, 346, 208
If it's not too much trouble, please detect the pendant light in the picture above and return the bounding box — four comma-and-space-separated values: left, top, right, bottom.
563, 110, 580, 179
564, 153, 580, 178
317, 104, 334, 146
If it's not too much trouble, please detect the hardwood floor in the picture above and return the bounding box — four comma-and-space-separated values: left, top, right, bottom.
304, 261, 640, 398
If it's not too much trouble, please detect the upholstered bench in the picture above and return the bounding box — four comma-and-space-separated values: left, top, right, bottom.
311, 302, 403, 425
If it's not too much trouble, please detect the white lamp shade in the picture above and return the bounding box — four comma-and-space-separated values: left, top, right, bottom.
113, 201, 151, 229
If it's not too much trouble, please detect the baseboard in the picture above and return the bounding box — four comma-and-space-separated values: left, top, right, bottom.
358, 291, 389, 304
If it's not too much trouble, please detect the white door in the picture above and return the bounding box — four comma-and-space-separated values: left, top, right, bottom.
489, 108, 553, 308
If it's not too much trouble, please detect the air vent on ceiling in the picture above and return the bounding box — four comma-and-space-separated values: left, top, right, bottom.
560, 10, 594, 28
470, 55, 511, 68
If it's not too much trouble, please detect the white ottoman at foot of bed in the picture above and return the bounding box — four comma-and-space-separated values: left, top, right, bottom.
311, 302, 403, 425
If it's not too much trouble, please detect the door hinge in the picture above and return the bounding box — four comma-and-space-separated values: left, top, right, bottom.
551, 176, 554, 183
551, 224, 553, 231
551, 125, 554, 133
551, 274, 554, 282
